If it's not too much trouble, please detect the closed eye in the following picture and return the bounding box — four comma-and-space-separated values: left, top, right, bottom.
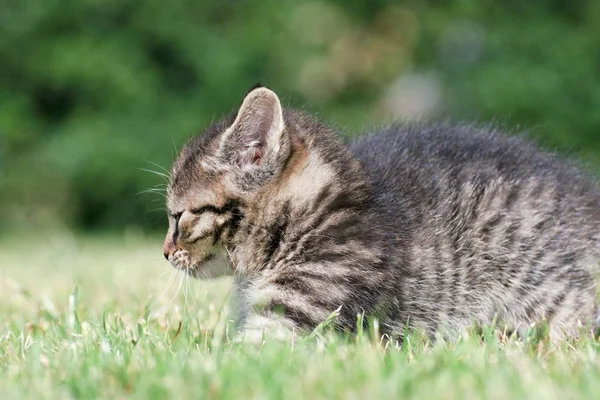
191, 204, 223, 215
191, 199, 241, 216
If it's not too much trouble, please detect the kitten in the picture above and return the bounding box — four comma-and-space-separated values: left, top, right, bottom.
163, 86, 600, 341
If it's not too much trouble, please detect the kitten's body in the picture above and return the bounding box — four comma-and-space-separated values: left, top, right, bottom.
352, 124, 600, 338
164, 88, 600, 341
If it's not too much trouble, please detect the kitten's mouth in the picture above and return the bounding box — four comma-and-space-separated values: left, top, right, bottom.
168, 249, 216, 275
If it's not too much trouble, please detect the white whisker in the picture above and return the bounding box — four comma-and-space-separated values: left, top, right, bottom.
188, 276, 204, 315
184, 272, 191, 320
138, 267, 177, 321
164, 272, 185, 312
145, 160, 170, 175
136, 167, 169, 181
159, 264, 170, 278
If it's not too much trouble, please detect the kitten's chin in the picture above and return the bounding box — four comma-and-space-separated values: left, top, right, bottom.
169, 248, 233, 279
186, 251, 233, 279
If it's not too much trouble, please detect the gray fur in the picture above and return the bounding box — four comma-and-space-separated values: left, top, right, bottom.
165, 88, 600, 341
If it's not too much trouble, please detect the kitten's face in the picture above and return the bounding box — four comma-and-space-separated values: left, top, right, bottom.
163, 180, 240, 278
163, 87, 289, 278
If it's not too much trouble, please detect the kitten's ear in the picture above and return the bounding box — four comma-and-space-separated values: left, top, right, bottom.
220, 87, 285, 168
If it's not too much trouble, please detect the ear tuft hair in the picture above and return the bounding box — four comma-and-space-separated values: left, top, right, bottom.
247, 82, 264, 94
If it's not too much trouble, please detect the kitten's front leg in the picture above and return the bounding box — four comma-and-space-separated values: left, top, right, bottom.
233, 275, 303, 344
233, 267, 340, 344
237, 312, 299, 344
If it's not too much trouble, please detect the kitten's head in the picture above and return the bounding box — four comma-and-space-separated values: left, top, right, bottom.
163, 86, 292, 277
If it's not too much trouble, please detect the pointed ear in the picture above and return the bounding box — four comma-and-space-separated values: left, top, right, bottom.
220, 87, 285, 168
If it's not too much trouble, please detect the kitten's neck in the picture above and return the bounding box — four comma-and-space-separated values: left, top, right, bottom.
228, 137, 377, 275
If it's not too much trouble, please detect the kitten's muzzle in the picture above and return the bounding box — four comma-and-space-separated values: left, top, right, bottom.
167, 247, 190, 269
163, 236, 178, 260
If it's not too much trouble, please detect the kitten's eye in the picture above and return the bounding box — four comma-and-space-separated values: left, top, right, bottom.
170, 212, 183, 220
190, 205, 221, 215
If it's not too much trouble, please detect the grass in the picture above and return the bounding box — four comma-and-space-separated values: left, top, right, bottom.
1, 233, 600, 399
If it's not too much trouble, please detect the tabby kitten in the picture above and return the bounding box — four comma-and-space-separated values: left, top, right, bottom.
164, 86, 600, 341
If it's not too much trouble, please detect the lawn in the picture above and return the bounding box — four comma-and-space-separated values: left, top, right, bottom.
1, 234, 599, 399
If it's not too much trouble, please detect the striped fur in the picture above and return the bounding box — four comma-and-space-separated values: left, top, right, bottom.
164, 87, 600, 341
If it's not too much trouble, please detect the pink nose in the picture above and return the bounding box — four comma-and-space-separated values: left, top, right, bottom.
163, 237, 176, 260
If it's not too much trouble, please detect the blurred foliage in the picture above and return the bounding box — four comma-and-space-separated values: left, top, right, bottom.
1, 0, 600, 232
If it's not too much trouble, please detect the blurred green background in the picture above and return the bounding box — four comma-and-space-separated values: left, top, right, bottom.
2, 0, 600, 234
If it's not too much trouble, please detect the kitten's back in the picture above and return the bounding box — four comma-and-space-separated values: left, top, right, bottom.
351, 123, 600, 339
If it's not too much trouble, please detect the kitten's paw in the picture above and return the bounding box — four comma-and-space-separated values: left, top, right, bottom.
236, 315, 297, 345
